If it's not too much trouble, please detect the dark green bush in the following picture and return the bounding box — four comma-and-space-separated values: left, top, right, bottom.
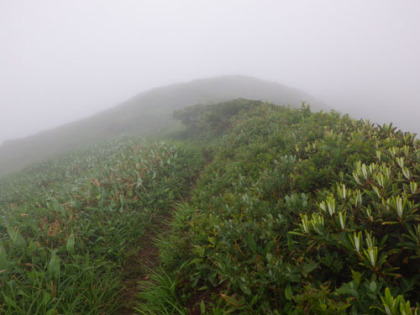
158, 100, 420, 313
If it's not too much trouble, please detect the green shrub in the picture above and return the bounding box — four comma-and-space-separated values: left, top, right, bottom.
156, 100, 420, 313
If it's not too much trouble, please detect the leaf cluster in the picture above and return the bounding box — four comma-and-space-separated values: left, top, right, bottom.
157, 100, 420, 313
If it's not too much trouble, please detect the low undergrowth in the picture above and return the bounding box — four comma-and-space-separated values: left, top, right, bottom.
140, 100, 420, 314
1, 99, 419, 314
0, 138, 203, 313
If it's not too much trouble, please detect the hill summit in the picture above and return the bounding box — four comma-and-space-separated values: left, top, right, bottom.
0, 76, 325, 176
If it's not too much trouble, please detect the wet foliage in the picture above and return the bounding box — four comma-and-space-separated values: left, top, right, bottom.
1, 99, 419, 314
0, 138, 203, 313
150, 100, 420, 314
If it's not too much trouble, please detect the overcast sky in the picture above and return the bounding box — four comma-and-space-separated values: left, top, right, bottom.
1, 0, 419, 144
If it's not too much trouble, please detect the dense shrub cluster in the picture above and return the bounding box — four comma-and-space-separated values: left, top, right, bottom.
154, 100, 419, 314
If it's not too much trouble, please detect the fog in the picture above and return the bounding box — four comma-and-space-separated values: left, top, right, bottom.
1, 0, 419, 145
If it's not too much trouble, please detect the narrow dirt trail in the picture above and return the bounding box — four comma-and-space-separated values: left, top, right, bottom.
118, 212, 173, 314
118, 169, 205, 314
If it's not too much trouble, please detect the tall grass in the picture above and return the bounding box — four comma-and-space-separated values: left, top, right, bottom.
0, 137, 203, 313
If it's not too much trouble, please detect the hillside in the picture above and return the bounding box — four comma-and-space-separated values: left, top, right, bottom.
0, 76, 326, 177
0, 99, 419, 314
141, 100, 420, 314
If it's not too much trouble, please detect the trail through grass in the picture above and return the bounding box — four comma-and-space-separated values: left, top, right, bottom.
0, 138, 203, 314
2, 100, 419, 314
119, 212, 171, 314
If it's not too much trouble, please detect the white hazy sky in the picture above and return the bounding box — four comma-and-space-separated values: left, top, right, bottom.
1, 0, 419, 144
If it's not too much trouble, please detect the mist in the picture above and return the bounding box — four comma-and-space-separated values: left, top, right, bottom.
1, 0, 419, 145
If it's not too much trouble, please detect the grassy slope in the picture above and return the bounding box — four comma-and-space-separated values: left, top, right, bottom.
0, 138, 203, 313
140, 100, 420, 314
2, 99, 418, 314
0, 76, 326, 177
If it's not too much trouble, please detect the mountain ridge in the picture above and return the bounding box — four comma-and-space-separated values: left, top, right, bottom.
0, 75, 327, 176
